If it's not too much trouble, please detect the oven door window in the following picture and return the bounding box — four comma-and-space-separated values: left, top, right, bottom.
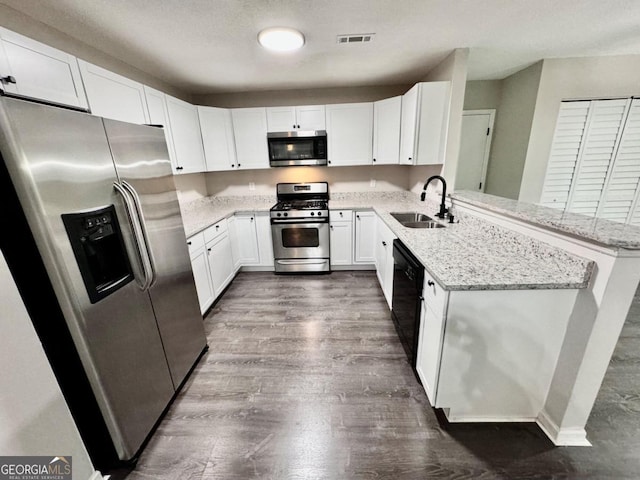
281, 227, 319, 248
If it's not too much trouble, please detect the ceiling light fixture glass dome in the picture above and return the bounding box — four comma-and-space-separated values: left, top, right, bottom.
258, 27, 305, 52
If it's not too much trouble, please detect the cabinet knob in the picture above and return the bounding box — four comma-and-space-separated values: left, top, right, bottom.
427, 280, 435, 287
207, 247, 212, 252
237, 163, 241, 168
328, 160, 331, 165
339, 212, 343, 217
373, 158, 376, 163
356, 215, 360, 219
176, 166, 183, 171
382, 241, 386, 246
293, 124, 296, 129
1, 75, 16, 84
216, 225, 219, 229
231, 164, 235, 168
408, 157, 412, 162
250, 217, 254, 221
330, 225, 334, 230
297, 124, 300, 129
187, 241, 192, 245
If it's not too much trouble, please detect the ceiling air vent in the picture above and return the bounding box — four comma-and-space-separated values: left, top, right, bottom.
337, 33, 375, 44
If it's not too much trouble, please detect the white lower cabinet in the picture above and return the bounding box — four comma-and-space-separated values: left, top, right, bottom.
255, 212, 274, 268
330, 210, 353, 267
374, 217, 396, 308
206, 232, 234, 297
187, 232, 215, 314
354, 211, 376, 263
232, 213, 260, 265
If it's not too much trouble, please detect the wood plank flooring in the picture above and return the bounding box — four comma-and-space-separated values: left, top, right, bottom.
116, 271, 640, 480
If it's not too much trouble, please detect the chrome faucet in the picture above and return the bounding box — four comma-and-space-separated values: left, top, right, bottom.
421, 175, 448, 219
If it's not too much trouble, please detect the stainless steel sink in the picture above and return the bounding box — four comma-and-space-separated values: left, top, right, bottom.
390, 212, 445, 229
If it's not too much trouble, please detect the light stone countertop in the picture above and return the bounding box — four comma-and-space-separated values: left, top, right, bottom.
451, 190, 640, 250
180, 191, 594, 291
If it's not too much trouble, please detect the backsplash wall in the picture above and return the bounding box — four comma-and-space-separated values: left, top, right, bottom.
204, 165, 412, 197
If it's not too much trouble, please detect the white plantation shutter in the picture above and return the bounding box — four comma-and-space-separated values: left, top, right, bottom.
598, 99, 640, 223
566, 99, 630, 217
540, 101, 590, 210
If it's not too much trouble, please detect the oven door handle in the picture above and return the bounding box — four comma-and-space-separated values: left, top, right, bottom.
271, 218, 329, 224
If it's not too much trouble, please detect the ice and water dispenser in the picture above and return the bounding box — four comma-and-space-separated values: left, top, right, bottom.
62, 205, 133, 303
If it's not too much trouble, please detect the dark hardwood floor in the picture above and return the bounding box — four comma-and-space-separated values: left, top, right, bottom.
119, 271, 640, 480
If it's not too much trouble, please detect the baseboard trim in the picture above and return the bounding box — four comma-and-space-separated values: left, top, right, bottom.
536, 409, 592, 446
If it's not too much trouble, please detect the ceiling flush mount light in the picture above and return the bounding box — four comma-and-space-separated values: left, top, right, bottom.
258, 27, 305, 52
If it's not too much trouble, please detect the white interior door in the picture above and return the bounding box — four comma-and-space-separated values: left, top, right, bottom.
456, 110, 495, 191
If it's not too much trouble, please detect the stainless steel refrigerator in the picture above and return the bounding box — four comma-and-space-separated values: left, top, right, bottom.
0, 96, 207, 467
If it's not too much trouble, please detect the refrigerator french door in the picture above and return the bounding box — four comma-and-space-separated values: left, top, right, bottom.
0, 96, 207, 467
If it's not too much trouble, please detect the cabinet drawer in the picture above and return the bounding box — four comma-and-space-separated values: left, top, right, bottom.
187, 232, 205, 257
423, 269, 447, 317
330, 209, 353, 221
203, 218, 228, 243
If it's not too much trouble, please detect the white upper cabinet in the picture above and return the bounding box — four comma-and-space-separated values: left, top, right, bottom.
165, 94, 206, 174
198, 106, 238, 171
144, 86, 177, 168
231, 107, 269, 170
266, 105, 326, 132
399, 81, 451, 166
373, 96, 402, 165
326, 102, 374, 166
78, 60, 150, 124
0, 27, 88, 109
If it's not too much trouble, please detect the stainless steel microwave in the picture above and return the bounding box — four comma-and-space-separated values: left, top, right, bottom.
267, 130, 327, 167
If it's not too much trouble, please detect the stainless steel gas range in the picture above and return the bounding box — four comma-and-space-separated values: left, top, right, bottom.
270, 182, 330, 273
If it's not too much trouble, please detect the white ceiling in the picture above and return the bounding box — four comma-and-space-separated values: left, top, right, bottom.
3, 0, 640, 95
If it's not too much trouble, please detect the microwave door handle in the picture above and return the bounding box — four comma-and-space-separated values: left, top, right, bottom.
113, 182, 153, 290
121, 180, 157, 288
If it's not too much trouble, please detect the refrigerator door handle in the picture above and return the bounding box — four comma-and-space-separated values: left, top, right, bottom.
113, 181, 153, 290
121, 180, 157, 287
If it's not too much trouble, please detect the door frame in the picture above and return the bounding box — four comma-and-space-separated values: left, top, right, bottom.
461, 109, 495, 192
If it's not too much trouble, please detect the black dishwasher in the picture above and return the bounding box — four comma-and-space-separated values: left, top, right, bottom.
391, 239, 425, 373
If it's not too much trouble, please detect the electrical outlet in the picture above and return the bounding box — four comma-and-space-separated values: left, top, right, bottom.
370, 179, 376, 188
249, 182, 255, 191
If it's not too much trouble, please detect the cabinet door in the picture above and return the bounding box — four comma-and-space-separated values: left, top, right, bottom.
326, 103, 374, 166
373, 96, 401, 165
231, 108, 269, 170
226, 216, 242, 271
266, 106, 297, 132
0, 27, 88, 109
374, 217, 396, 308
206, 232, 235, 297
144, 86, 178, 170
198, 106, 237, 171
296, 105, 326, 130
354, 211, 376, 263
165, 94, 206, 174
190, 248, 214, 314
255, 212, 274, 268
400, 84, 418, 165
78, 60, 150, 124
330, 221, 353, 266
416, 302, 446, 405
233, 213, 260, 265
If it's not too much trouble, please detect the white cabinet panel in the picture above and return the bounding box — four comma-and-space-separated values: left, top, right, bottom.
0, 27, 87, 109
416, 300, 446, 405
266, 105, 325, 131
373, 96, 401, 165
206, 232, 235, 297
400, 82, 451, 166
227, 216, 242, 271
255, 212, 274, 268
233, 213, 260, 265
330, 221, 353, 266
198, 106, 237, 171
144, 86, 177, 169
190, 248, 214, 314
326, 103, 374, 166
374, 216, 396, 307
165, 94, 206, 174
353, 211, 376, 263
231, 107, 269, 170
78, 59, 149, 124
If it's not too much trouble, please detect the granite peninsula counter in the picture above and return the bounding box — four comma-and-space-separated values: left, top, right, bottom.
180, 191, 594, 291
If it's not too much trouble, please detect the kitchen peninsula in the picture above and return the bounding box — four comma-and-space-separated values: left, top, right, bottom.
179, 189, 640, 446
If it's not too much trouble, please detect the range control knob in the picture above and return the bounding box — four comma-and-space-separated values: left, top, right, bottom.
311, 212, 315, 216
284, 212, 288, 217
277, 213, 282, 217
317, 211, 322, 216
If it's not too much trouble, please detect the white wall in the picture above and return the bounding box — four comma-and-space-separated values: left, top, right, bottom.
484, 61, 542, 199
519, 55, 640, 203
174, 173, 208, 203
421, 48, 469, 192
463, 80, 503, 111
0, 252, 96, 480
205, 165, 410, 196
